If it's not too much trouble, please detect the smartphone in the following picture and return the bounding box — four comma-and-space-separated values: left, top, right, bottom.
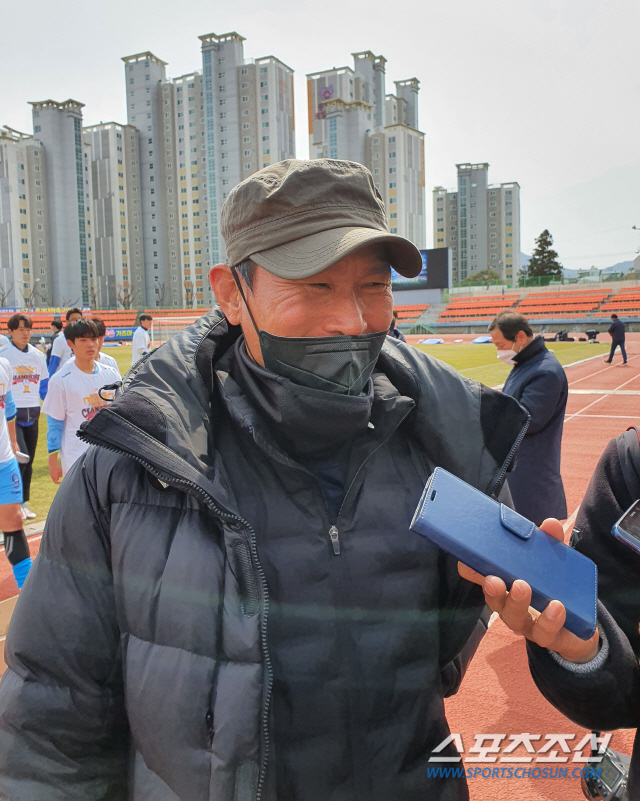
612, 499, 640, 556
15, 451, 29, 465
410, 468, 598, 640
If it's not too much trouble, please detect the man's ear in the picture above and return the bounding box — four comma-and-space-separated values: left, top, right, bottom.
209, 264, 243, 325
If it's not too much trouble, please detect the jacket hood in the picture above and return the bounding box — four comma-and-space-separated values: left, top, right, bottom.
81, 307, 529, 500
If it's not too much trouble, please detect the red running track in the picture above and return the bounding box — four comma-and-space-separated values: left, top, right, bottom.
1, 336, 639, 800
446, 334, 640, 800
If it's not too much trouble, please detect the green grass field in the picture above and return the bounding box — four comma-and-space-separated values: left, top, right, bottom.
414, 340, 609, 389
26, 339, 609, 523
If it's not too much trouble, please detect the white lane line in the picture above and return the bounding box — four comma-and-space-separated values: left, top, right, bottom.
568, 414, 640, 420
569, 389, 640, 395
565, 363, 640, 421
568, 352, 640, 386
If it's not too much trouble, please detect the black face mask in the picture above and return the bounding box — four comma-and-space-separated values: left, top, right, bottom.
231, 267, 387, 396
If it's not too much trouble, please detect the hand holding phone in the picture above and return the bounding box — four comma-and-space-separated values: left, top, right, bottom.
458, 523, 599, 665
411, 468, 600, 658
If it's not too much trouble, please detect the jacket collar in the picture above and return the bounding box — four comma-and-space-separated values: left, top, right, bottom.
513, 335, 546, 367
80, 307, 529, 503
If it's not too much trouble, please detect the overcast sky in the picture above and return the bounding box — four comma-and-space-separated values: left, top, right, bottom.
3, 0, 640, 266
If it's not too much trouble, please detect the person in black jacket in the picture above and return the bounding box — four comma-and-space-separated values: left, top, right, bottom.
490, 310, 568, 525
605, 313, 627, 365
460, 427, 640, 799
0, 159, 529, 801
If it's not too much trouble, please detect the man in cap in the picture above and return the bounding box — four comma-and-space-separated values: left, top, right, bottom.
0, 160, 528, 801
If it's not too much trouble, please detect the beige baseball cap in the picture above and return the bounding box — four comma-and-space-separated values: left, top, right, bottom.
220, 158, 423, 278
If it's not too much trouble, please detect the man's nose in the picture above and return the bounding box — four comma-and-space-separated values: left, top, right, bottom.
325, 297, 367, 336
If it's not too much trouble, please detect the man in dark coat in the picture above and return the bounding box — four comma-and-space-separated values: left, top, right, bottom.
490, 310, 568, 525
0, 159, 529, 801
460, 427, 640, 799
605, 313, 627, 365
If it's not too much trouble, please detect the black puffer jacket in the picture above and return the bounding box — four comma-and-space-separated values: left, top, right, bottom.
0, 309, 529, 801
528, 427, 640, 799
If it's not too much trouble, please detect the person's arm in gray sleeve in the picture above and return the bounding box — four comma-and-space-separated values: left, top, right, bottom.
527, 601, 640, 732
516, 371, 565, 434
0, 449, 127, 801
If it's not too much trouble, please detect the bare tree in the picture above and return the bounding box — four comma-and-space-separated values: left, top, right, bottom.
183, 279, 194, 308
88, 283, 98, 310
116, 283, 139, 310
0, 282, 14, 307
155, 281, 166, 307
61, 297, 81, 308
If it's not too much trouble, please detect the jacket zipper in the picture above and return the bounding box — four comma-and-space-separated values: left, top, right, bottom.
77, 429, 273, 801
489, 415, 530, 497
328, 525, 340, 555
326, 403, 414, 555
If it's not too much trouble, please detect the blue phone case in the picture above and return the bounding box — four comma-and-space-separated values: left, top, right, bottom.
410, 468, 598, 640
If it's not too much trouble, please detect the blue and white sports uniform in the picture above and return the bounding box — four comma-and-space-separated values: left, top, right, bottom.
0, 356, 22, 505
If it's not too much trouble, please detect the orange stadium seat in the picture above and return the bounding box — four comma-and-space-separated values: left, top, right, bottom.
393, 304, 429, 324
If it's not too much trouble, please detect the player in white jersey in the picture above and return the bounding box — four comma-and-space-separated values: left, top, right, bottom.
69, 318, 122, 376
48, 308, 82, 375
92, 317, 121, 373
0, 355, 31, 588
131, 314, 152, 366
42, 319, 121, 481
0, 315, 49, 520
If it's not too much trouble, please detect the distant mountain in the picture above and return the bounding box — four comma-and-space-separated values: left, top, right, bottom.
519, 253, 633, 279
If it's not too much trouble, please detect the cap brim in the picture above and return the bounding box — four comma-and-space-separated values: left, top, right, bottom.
250, 226, 423, 279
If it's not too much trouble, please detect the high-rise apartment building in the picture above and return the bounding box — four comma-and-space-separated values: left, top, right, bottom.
122, 35, 295, 308
83, 123, 146, 308
160, 71, 210, 308
122, 53, 172, 307
201, 32, 295, 269
0, 126, 51, 307
30, 99, 91, 306
308, 52, 425, 248
433, 163, 520, 285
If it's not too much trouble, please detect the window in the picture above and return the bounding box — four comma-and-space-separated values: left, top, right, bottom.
241, 68, 248, 74
389, 167, 396, 174
243, 123, 250, 129
388, 136, 395, 143
374, 168, 380, 175
244, 163, 251, 169
262, 122, 269, 128
389, 197, 396, 204
242, 96, 248, 102
260, 67, 267, 73
244, 150, 251, 156
262, 135, 269, 141
373, 138, 379, 145
34, 125, 41, 133
389, 182, 396, 189
261, 109, 268, 115
261, 94, 268, 101
389, 152, 396, 158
